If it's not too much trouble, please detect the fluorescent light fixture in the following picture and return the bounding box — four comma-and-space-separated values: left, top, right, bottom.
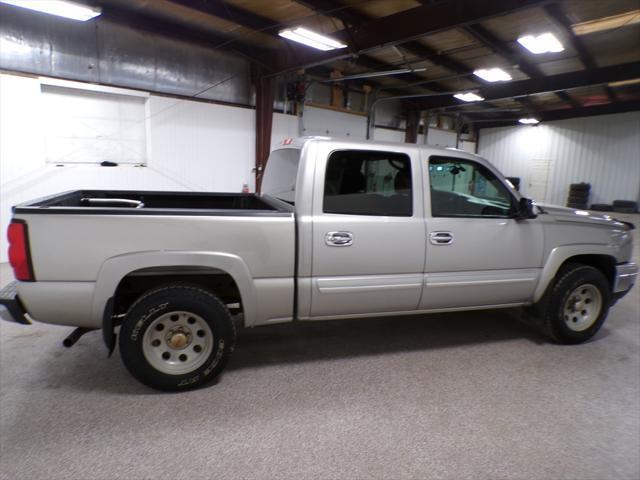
517, 33, 564, 54
323, 67, 427, 82
454, 92, 484, 102
473, 68, 512, 82
572, 10, 640, 36
0, 0, 101, 21
279, 27, 346, 51
608, 78, 640, 88
519, 117, 540, 125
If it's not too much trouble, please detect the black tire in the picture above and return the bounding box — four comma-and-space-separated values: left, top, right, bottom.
590, 204, 612, 211
569, 183, 590, 192
568, 195, 589, 203
119, 284, 236, 391
532, 264, 611, 344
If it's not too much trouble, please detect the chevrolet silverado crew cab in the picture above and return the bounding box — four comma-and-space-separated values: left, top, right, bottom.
1, 137, 637, 391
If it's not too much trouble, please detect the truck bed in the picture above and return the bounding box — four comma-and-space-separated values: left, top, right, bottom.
14, 190, 291, 216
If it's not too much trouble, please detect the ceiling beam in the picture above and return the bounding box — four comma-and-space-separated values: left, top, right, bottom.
544, 3, 597, 70
476, 99, 640, 127
273, 0, 550, 74
293, 0, 465, 90
463, 23, 582, 108
409, 61, 640, 109
167, 0, 427, 92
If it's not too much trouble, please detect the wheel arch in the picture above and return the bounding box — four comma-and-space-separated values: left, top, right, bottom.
534, 245, 617, 302
93, 251, 256, 353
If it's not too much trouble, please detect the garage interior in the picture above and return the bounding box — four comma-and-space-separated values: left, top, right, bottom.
0, 0, 639, 479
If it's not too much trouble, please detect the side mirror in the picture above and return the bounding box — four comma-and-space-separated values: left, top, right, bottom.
516, 197, 537, 220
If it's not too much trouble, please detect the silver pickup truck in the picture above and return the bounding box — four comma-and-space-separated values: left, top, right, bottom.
1, 137, 637, 391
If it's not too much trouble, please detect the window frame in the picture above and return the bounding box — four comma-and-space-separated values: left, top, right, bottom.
427, 155, 518, 219
322, 149, 414, 217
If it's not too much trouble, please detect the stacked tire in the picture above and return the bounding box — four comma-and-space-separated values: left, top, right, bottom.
612, 200, 638, 213
566, 183, 590, 209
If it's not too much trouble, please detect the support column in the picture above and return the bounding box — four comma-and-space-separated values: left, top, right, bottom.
254, 68, 274, 193
404, 110, 420, 143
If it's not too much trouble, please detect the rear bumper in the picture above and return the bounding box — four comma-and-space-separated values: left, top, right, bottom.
612, 262, 637, 301
0, 281, 31, 325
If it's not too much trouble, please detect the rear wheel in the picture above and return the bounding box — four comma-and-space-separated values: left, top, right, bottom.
119, 284, 236, 391
533, 264, 611, 344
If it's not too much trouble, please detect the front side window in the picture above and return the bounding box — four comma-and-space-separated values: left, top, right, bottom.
324, 150, 412, 216
429, 156, 515, 217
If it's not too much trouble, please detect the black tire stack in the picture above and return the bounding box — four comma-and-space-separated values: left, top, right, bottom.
566, 183, 590, 209
612, 200, 639, 213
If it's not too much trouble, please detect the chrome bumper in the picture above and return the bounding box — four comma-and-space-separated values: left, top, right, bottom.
614, 262, 638, 294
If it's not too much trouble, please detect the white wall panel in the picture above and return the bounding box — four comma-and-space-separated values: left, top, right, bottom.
271, 112, 299, 149
148, 96, 255, 193
373, 127, 404, 143
478, 112, 640, 206
301, 106, 367, 139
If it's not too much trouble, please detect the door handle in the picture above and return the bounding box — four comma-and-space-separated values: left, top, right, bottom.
325, 231, 354, 247
429, 231, 454, 245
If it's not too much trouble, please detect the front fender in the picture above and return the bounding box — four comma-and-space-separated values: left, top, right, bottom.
92, 251, 257, 328
533, 245, 616, 302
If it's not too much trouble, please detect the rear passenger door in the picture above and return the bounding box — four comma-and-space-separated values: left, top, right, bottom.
310, 148, 426, 318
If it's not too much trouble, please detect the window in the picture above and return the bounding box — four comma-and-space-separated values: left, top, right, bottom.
429, 156, 515, 217
323, 150, 412, 216
261, 148, 301, 204
41, 84, 147, 165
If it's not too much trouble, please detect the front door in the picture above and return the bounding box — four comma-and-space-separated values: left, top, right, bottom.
420, 155, 544, 310
310, 148, 426, 318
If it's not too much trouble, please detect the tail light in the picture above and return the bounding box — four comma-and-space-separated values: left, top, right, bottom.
7, 220, 35, 282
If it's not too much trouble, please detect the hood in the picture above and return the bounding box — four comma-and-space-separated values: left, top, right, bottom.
538, 204, 634, 230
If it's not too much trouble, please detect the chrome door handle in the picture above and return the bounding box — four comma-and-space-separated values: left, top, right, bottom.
325, 231, 354, 247
429, 231, 453, 245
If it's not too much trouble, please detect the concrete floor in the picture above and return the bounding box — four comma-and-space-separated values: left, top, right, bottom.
1, 214, 639, 480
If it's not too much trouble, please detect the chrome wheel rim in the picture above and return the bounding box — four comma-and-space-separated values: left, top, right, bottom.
142, 311, 213, 375
563, 284, 602, 332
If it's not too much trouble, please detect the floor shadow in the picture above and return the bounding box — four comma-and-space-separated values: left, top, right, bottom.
21, 308, 545, 394
228, 308, 546, 371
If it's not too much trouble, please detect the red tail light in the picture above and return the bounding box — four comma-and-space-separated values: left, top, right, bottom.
7, 221, 35, 282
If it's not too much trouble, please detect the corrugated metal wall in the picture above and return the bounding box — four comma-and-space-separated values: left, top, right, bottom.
0, 3, 252, 105
478, 112, 640, 206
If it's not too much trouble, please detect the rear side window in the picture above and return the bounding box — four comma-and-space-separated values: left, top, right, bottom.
261, 148, 301, 203
323, 150, 412, 216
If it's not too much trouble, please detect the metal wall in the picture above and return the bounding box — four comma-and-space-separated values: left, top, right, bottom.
478, 111, 640, 206
0, 4, 252, 105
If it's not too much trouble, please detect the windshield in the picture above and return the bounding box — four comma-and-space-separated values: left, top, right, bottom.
261, 148, 301, 203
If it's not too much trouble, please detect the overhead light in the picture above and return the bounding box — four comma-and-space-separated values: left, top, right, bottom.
572, 10, 640, 36
517, 33, 564, 54
323, 67, 427, 82
454, 92, 484, 102
608, 78, 640, 88
519, 118, 540, 125
473, 68, 512, 82
279, 27, 346, 51
0, 0, 101, 21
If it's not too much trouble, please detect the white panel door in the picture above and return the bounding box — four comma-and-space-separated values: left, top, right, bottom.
527, 158, 552, 203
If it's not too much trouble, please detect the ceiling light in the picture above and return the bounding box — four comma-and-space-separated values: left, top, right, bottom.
0, 0, 101, 21
572, 10, 640, 36
608, 78, 640, 88
279, 27, 346, 51
454, 92, 484, 102
519, 118, 540, 125
323, 67, 427, 82
517, 33, 564, 54
473, 68, 512, 82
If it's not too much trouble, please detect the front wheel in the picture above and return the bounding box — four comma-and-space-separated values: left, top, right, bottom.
119, 284, 236, 391
534, 264, 611, 344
